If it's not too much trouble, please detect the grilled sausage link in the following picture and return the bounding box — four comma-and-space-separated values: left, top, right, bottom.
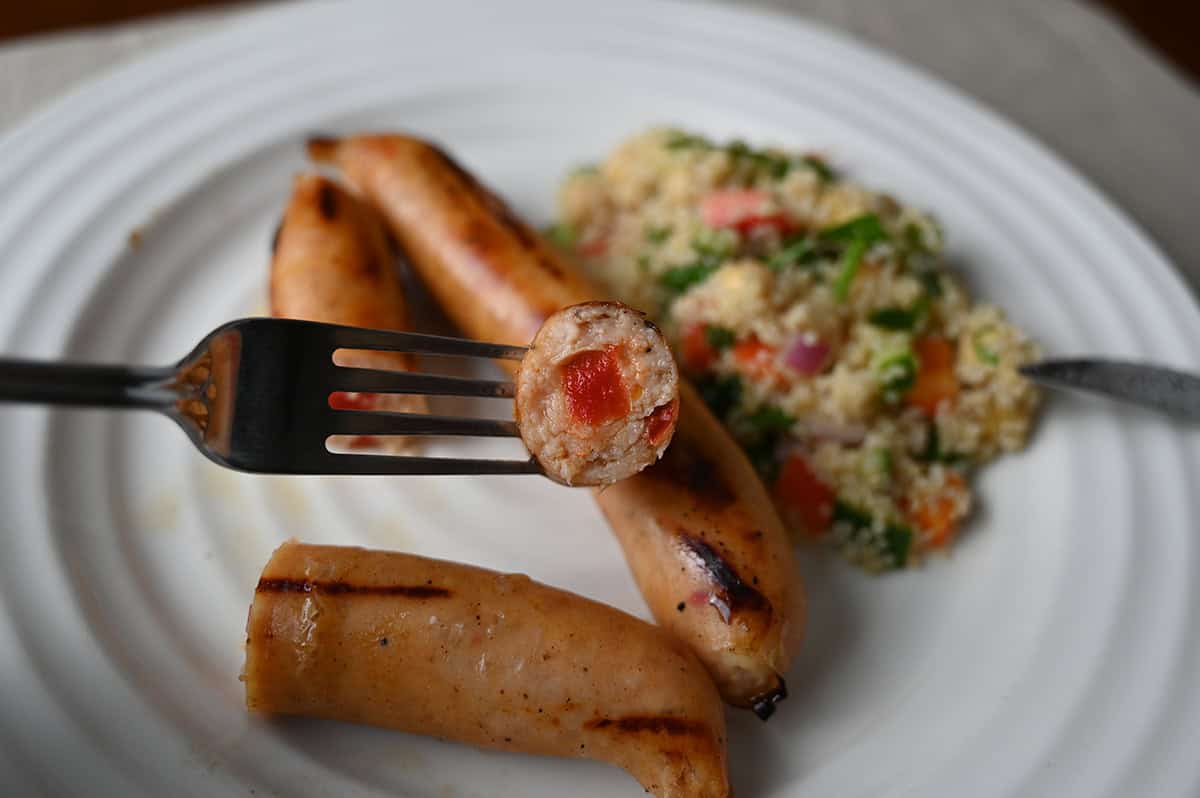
271, 173, 426, 447
309, 134, 803, 717
245, 540, 730, 798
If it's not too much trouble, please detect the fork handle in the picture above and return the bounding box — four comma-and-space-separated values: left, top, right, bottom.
0, 358, 175, 409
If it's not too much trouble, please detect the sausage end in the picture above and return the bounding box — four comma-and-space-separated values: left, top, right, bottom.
307, 135, 342, 163
750, 677, 788, 721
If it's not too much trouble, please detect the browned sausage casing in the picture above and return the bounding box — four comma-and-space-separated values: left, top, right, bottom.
245, 540, 729, 798
310, 134, 803, 717
270, 173, 426, 441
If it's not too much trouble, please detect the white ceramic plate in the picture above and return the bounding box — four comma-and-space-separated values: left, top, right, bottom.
2, 2, 1199, 796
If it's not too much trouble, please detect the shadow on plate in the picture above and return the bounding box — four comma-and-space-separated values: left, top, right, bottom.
727, 544, 861, 793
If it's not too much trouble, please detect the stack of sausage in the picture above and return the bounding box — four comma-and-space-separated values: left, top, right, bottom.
245, 134, 804, 798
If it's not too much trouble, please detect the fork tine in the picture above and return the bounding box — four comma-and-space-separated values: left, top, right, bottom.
328, 410, 520, 438
331, 368, 515, 398
324, 324, 528, 361
321, 453, 543, 476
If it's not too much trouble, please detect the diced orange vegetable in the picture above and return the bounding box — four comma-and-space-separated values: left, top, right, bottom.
773, 455, 835, 536
907, 336, 959, 415
733, 336, 778, 382
681, 323, 717, 373
911, 472, 966, 549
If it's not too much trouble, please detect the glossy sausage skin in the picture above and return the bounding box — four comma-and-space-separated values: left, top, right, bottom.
308, 137, 597, 347
271, 173, 426, 441
245, 540, 729, 798
596, 385, 801, 717
311, 134, 803, 717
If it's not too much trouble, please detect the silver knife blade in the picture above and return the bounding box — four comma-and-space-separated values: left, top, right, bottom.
1020, 359, 1200, 422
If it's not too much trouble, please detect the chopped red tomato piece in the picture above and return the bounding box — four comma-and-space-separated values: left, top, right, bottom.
733, 337, 779, 382
562, 347, 630, 425
907, 336, 959, 415
773, 454, 835, 536
910, 472, 966, 549
577, 235, 609, 258
681, 323, 718, 373
329, 392, 380, 449
734, 213, 794, 236
645, 398, 679, 445
702, 189, 768, 228
701, 189, 795, 235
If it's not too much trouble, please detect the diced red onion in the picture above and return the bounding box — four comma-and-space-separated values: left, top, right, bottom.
803, 416, 868, 445
778, 418, 867, 447
784, 333, 831, 375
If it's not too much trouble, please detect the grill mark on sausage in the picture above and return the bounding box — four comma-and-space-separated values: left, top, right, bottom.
359, 254, 382, 279
423, 144, 566, 280
256, 578, 451, 598
586, 716, 708, 736
493, 208, 564, 279
648, 442, 735, 507
383, 228, 402, 258
317, 183, 339, 220
461, 217, 508, 260
424, 143, 483, 190
679, 535, 769, 620
306, 135, 339, 162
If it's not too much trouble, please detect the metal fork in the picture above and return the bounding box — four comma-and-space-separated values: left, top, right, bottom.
0, 317, 542, 475
1020, 359, 1200, 422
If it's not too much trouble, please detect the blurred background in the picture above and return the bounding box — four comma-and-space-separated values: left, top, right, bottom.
2, 1, 1197, 84
2, 0, 1197, 282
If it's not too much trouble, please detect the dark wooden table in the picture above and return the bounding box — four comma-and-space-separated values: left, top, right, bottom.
1, 1, 1197, 87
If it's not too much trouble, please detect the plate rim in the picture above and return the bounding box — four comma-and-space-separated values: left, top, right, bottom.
0, 2, 1197, 797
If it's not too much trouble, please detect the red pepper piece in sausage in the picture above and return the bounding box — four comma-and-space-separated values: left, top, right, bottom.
515, 301, 680, 486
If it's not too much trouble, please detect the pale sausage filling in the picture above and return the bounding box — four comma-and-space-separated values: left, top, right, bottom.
516, 302, 679, 486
